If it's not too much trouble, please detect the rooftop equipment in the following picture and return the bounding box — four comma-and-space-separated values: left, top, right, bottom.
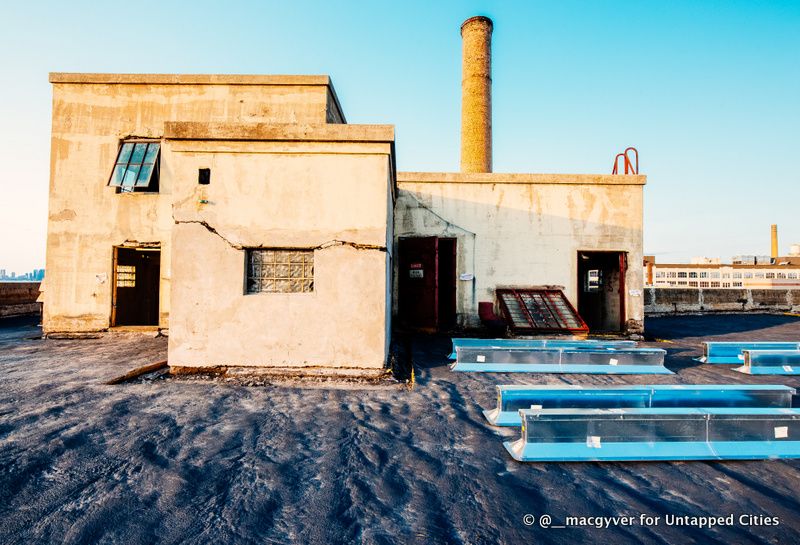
736, 350, 800, 375
484, 384, 796, 426
700, 342, 800, 364
505, 407, 800, 462
451, 346, 669, 374
447, 337, 637, 360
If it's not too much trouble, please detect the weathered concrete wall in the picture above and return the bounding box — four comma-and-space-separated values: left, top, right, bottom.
395, 172, 646, 331
645, 288, 800, 314
164, 124, 394, 370
44, 74, 343, 333
0, 282, 42, 318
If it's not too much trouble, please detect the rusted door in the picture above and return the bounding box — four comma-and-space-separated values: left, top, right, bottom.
398, 237, 438, 331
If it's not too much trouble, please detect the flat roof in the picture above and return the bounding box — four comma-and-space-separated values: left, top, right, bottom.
654, 263, 800, 269
164, 122, 394, 143
48, 73, 333, 86
397, 172, 646, 185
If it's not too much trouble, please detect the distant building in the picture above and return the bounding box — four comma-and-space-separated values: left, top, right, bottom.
644, 256, 800, 289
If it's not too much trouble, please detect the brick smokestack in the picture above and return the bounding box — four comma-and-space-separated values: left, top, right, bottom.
771, 224, 779, 259
460, 16, 493, 173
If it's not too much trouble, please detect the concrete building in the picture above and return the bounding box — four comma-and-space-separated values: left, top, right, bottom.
43, 16, 646, 375
644, 258, 800, 289
644, 225, 800, 291
44, 74, 392, 375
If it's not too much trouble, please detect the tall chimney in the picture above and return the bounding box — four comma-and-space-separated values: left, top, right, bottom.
460, 16, 493, 173
771, 224, 779, 259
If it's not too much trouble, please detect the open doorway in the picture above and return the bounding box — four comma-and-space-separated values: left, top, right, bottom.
112, 246, 160, 326
577, 251, 626, 332
397, 237, 457, 332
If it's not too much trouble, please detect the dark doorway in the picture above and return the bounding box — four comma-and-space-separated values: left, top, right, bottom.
112, 247, 160, 326
398, 237, 457, 332
577, 251, 626, 332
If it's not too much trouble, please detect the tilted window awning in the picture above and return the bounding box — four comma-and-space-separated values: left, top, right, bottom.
108, 141, 160, 191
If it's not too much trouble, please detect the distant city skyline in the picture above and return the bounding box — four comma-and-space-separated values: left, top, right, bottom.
1, 1, 798, 271
0, 268, 45, 282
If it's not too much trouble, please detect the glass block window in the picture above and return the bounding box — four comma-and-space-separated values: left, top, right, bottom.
109, 140, 160, 192
246, 249, 314, 293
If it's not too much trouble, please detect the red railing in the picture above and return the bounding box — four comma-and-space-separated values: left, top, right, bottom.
612, 147, 639, 174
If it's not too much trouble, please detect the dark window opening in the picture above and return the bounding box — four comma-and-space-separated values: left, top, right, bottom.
109, 140, 160, 193
198, 168, 211, 185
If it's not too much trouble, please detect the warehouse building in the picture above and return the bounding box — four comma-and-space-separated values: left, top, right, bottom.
42, 16, 646, 374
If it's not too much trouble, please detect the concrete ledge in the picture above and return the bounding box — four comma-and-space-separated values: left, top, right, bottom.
169, 365, 389, 381
397, 172, 646, 186
164, 122, 395, 143
0, 302, 41, 318
645, 287, 800, 314
49, 73, 332, 86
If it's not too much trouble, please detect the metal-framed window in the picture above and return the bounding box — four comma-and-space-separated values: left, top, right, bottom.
246, 249, 314, 293
108, 140, 160, 193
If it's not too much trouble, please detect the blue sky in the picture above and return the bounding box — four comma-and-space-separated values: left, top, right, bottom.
1, 0, 798, 272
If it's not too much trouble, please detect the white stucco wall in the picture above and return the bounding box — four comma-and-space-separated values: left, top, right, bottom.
395, 172, 646, 331
164, 128, 394, 369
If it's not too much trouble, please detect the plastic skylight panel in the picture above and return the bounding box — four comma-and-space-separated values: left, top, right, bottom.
109, 142, 160, 191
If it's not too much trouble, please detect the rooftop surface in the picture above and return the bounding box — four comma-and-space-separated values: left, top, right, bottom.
1, 314, 799, 544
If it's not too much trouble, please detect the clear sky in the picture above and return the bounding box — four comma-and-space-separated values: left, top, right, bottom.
1, 0, 798, 273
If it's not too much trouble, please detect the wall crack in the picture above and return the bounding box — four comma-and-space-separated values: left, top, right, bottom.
173, 216, 386, 252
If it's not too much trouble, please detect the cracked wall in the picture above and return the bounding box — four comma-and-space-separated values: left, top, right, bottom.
164, 137, 394, 369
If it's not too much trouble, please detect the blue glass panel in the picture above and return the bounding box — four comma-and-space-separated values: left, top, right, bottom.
122, 164, 142, 188
142, 143, 160, 164
109, 165, 127, 186
135, 164, 153, 187
116, 142, 134, 164
129, 143, 147, 165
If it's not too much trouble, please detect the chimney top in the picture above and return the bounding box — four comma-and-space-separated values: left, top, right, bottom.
461, 16, 493, 34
